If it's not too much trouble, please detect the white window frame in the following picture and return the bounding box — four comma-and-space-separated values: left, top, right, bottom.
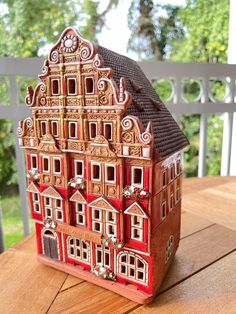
96, 245, 111, 267
176, 185, 181, 203
131, 166, 144, 189
170, 164, 175, 181
53, 157, 62, 175
105, 211, 117, 237
68, 121, 78, 139
74, 160, 84, 177
92, 208, 102, 233
91, 162, 101, 181
51, 78, 60, 96
51, 120, 59, 137
162, 170, 167, 187
30, 154, 38, 170
32, 193, 41, 213
67, 237, 90, 264
176, 160, 181, 175
40, 121, 47, 136
75, 203, 86, 226
118, 252, 148, 284
89, 122, 97, 140
42, 156, 50, 173
105, 164, 116, 184
103, 122, 113, 141
85, 76, 94, 94
67, 78, 77, 96
44, 197, 52, 219
170, 192, 174, 211
55, 198, 63, 222
131, 215, 143, 242
161, 193, 167, 220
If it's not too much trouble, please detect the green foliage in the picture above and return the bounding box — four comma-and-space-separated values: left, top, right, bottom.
128, 0, 184, 60
171, 0, 229, 63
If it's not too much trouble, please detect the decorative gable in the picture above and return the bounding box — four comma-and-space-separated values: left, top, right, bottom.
41, 186, 63, 199
38, 134, 60, 153
88, 196, 118, 212
27, 182, 40, 193
69, 190, 86, 203
124, 201, 148, 218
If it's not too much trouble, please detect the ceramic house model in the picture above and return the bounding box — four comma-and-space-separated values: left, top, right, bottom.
17, 27, 188, 304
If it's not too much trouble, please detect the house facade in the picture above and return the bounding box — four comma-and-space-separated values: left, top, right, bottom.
18, 27, 188, 303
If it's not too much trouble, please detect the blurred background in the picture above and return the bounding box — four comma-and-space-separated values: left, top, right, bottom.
0, 0, 235, 249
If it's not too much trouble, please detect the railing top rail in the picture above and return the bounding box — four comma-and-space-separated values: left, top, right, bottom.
1, 57, 236, 77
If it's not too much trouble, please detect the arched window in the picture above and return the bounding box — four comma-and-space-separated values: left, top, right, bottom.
67, 237, 90, 264
117, 251, 148, 285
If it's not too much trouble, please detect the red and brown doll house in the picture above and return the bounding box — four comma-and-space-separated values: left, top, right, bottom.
17, 27, 188, 304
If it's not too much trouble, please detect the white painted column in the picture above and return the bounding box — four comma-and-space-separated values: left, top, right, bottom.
227, 0, 236, 175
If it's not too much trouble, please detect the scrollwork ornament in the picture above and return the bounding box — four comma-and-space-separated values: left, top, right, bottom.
80, 45, 91, 61
50, 50, 59, 63
98, 79, 107, 91
140, 131, 152, 144
121, 117, 133, 131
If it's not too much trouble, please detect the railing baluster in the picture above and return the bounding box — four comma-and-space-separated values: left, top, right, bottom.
0, 202, 5, 253
198, 78, 209, 177
9, 75, 30, 237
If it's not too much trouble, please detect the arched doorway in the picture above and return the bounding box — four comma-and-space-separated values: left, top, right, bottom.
42, 229, 59, 260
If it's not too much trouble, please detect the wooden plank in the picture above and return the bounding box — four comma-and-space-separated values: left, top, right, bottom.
49, 282, 137, 314
48, 224, 236, 313
132, 251, 236, 314
180, 211, 213, 239
183, 177, 236, 231
0, 247, 67, 314
60, 275, 84, 292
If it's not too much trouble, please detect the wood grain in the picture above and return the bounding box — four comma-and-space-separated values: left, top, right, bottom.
0, 245, 67, 314
60, 275, 84, 292
183, 176, 236, 231
132, 251, 236, 314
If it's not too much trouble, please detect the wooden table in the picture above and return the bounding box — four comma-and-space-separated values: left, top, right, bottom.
1, 177, 236, 314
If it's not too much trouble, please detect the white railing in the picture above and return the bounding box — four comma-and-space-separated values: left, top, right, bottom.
0, 57, 236, 248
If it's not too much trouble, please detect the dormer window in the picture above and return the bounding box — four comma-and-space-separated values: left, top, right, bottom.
30, 154, 38, 170
40, 121, 47, 136
51, 121, 59, 137
67, 78, 76, 95
69, 122, 78, 139
103, 123, 112, 141
89, 122, 97, 140
51, 79, 60, 95
131, 166, 143, 188
85, 77, 94, 94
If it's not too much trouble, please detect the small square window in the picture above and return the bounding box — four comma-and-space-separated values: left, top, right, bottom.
106, 165, 115, 183
41, 121, 47, 136
89, 122, 97, 140
67, 78, 76, 95
31, 155, 38, 169
92, 163, 100, 180
54, 158, 61, 174
43, 156, 50, 172
69, 122, 77, 139
52, 79, 59, 95
132, 167, 143, 188
51, 121, 59, 137
103, 123, 112, 141
74, 160, 83, 177
85, 77, 94, 94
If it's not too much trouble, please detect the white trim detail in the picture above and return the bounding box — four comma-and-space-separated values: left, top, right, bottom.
131, 166, 144, 189
67, 236, 91, 264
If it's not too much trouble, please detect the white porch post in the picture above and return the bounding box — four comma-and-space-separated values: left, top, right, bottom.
222, 0, 236, 175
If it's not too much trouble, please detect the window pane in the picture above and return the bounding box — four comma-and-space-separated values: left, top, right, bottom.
92, 164, 100, 180
106, 166, 115, 182
104, 123, 112, 140
41, 121, 46, 136
54, 159, 61, 173
90, 123, 97, 139
133, 168, 142, 185
52, 79, 59, 95
43, 157, 49, 172
75, 161, 83, 176
68, 79, 76, 95
31, 155, 37, 169
69, 122, 77, 138
51, 121, 58, 137
85, 77, 94, 93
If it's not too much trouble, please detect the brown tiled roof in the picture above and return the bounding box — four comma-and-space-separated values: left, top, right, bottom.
98, 45, 189, 159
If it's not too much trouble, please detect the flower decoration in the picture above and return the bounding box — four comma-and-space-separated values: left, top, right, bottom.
45, 218, 57, 229
68, 177, 86, 190
61, 34, 77, 53
123, 185, 150, 199
101, 235, 123, 249
91, 264, 116, 281
27, 169, 40, 181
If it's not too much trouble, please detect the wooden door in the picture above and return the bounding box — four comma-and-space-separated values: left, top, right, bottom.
43, 231, 59, 260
